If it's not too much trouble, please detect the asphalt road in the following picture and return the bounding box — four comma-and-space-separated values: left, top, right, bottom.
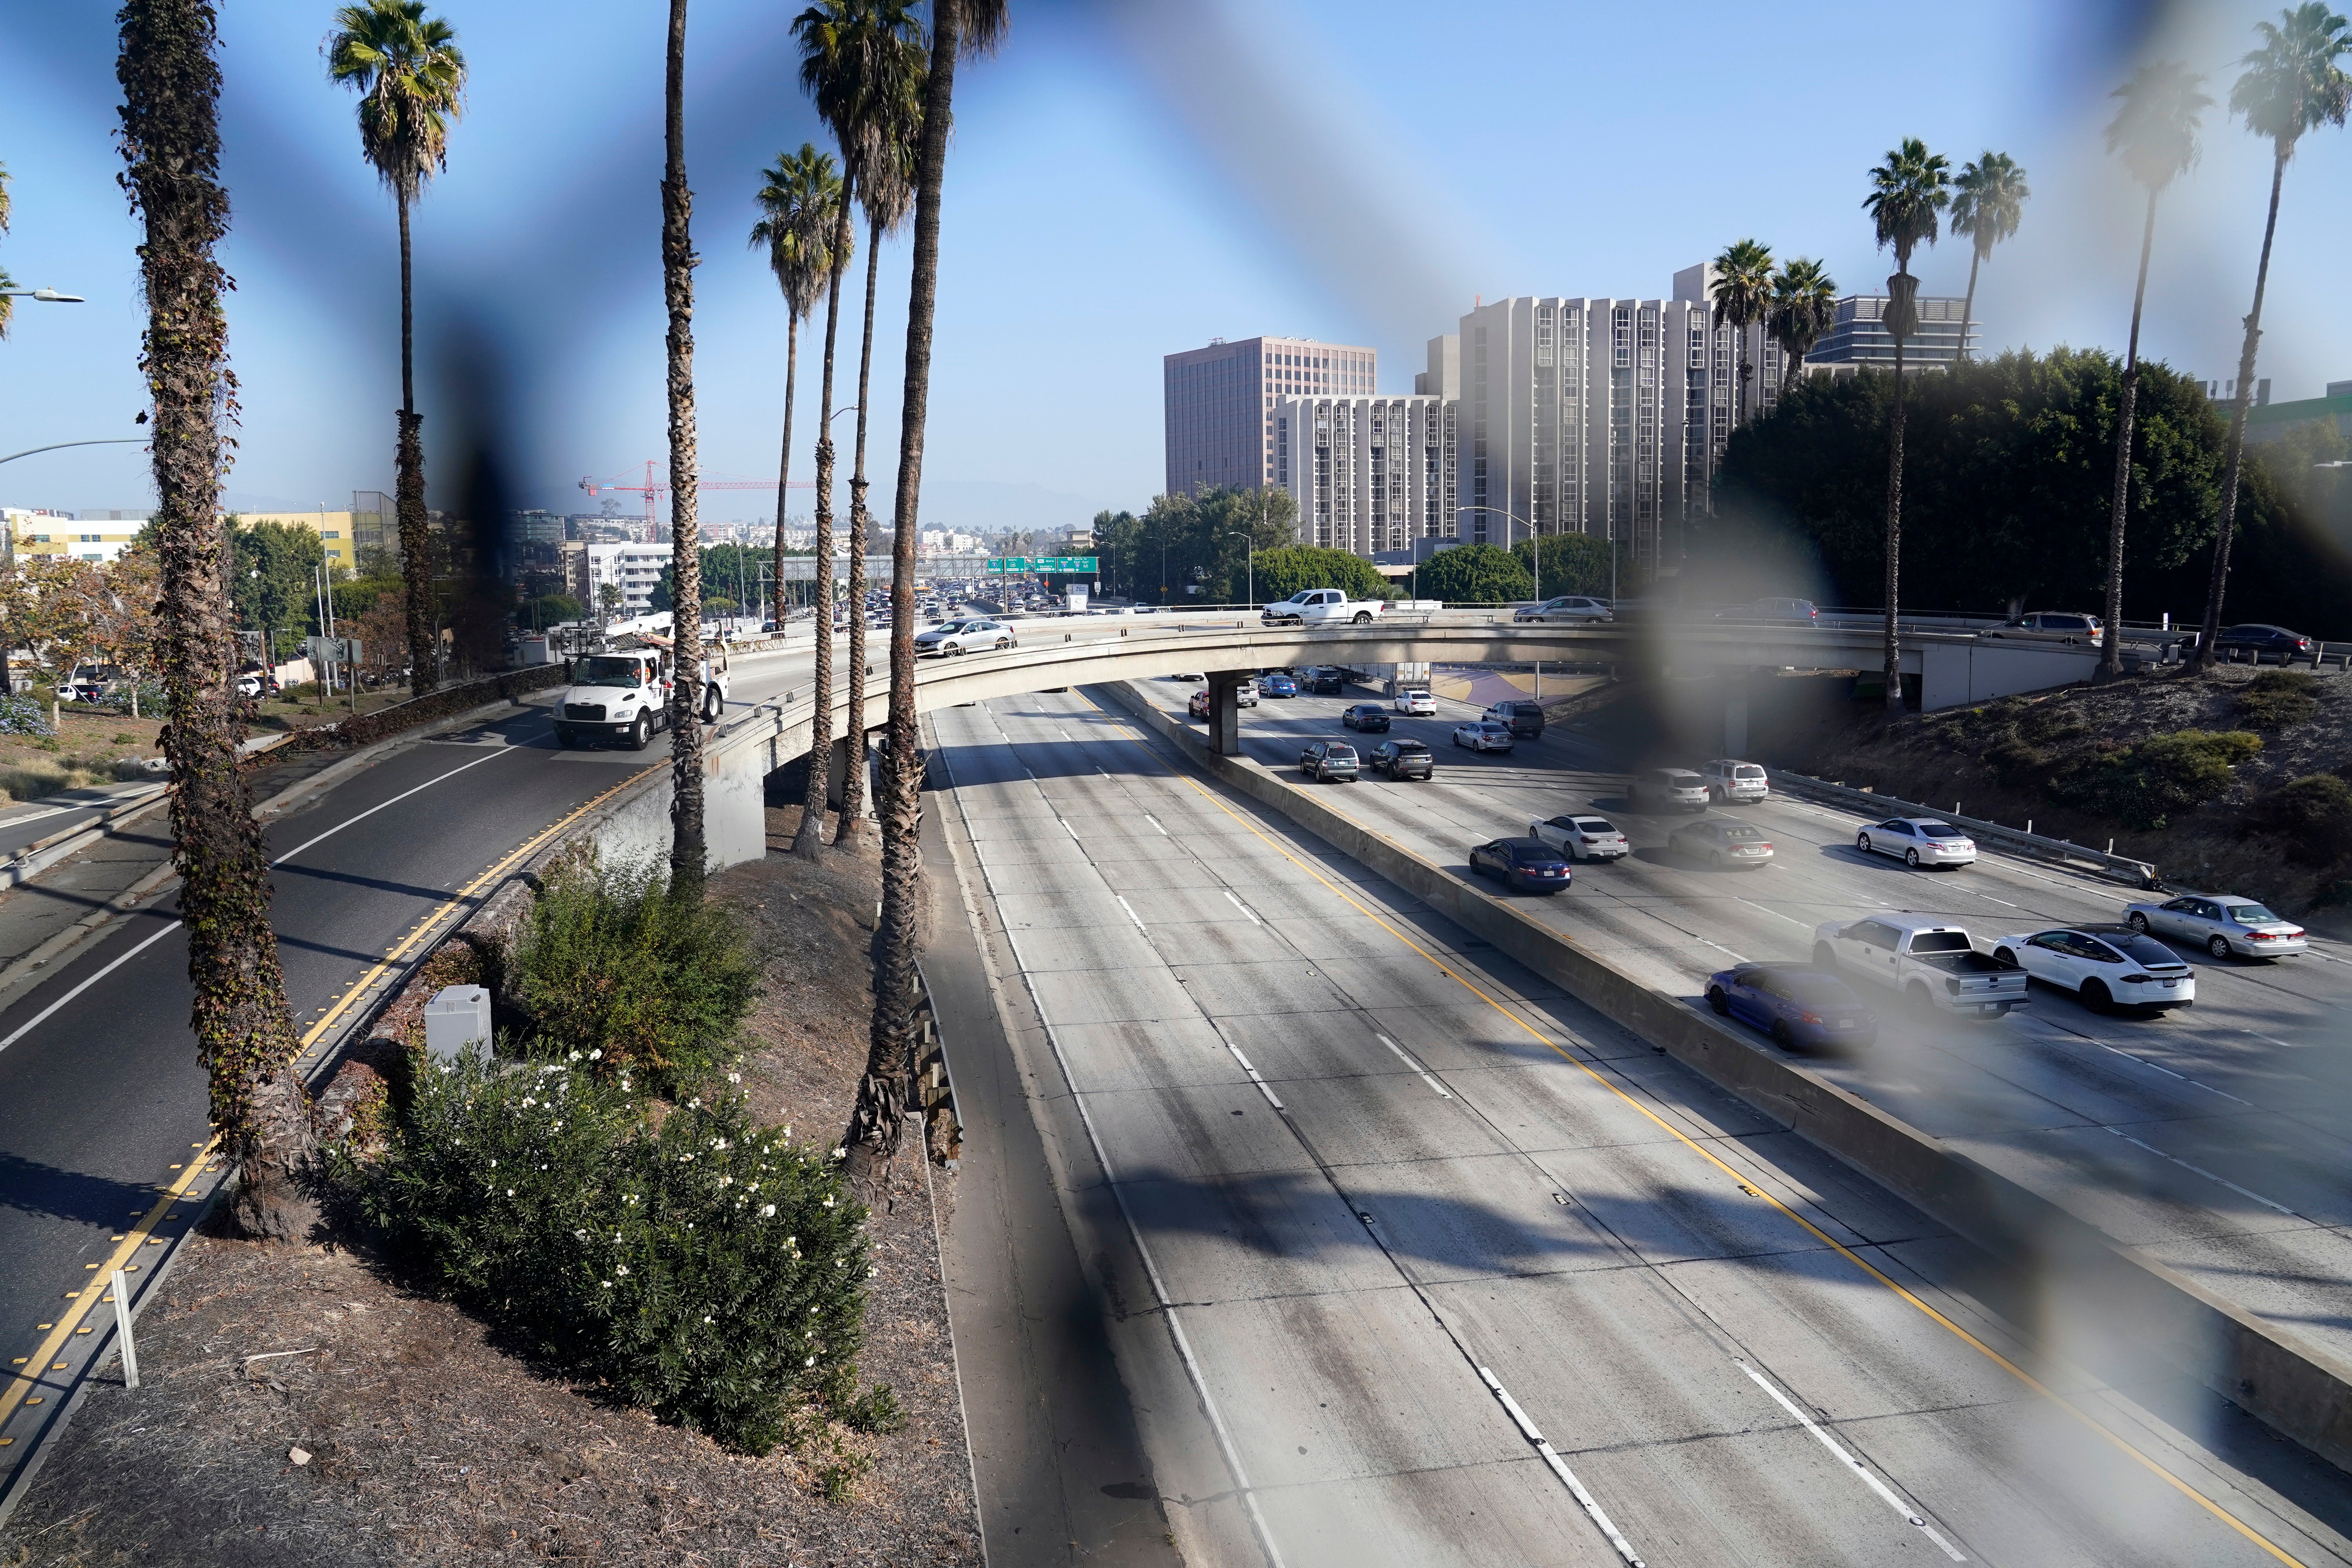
931, 688, 2352, 1567
1132, 673, 2352, 1372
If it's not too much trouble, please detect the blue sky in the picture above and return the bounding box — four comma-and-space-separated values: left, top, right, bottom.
3, 0, 2347, 532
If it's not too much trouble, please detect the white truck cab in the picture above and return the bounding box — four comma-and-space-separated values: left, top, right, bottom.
1261, 589, 1382, 626
1812, 912, 2030, 1018
554, 649, 674, 750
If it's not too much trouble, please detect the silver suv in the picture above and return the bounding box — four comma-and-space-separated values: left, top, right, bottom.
1989, 610, 2104, 647
1698, 758, 1769, 803
1629, 768, 1709, 813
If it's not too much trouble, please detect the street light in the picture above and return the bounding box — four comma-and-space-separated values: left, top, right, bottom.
1226, 530, 1257, 608
0, 438, 144, 467
0, 287, 85, 304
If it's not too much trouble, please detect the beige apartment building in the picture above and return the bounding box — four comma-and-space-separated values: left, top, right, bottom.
1164, 335, 1377, 496
1274, 394, 1457, 557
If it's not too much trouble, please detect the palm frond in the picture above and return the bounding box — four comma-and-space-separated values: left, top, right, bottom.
2230, 1, 2352, 153
325, 0, 467, 200
1863, 136, 1952, 267
2106, 62, 2212, 192
1951, 151, 2029, 260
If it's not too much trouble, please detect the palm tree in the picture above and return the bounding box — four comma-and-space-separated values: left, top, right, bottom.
1708, 238, 1775, 431
1767, 258, 1837, 399
327, 0, 465, 697
750, 145, 840, 633
2101, 65, 2210, 680
1863, 137, 1951, 712
120, 0, 312, 1238
788, 0, 886, 860
659, 0, 708, 889
2196, 2, 2350, 669
0, 161, 13, 341
822, 0, 924, 849
847, 0, 1009, 1184
1950, 151, 2029, 366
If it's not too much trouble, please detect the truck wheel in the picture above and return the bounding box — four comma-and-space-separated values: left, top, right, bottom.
629, 714, 652, 751
1906, 982, 1932, 1011
702, 689, 721, 724
1813, 942, 1838, 969
1352, 610, 1372, 623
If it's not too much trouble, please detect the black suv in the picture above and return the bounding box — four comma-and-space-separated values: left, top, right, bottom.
1367, 740, 1433, 780
1483, 700, 1546, 739
1307, 668, 1346, 695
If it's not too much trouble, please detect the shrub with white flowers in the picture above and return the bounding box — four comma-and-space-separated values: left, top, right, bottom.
339, 1049, 871, 1454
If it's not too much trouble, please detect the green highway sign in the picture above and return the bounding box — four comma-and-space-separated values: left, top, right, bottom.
985, 556, 1098, 573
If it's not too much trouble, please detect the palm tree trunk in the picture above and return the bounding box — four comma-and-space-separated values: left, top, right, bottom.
772, 311, 800, 630
119, 0, 312, 1240
395, 189, 436, 696
2102, 189, 2160, 681
661, 0, 706, 892
793, 174, 856, 860
836, 216, 884, 847
2195, 147, 2287, 672
847, 0, 962, 1183
1883, 311, 1907, 713
1958, 248, 1981, 366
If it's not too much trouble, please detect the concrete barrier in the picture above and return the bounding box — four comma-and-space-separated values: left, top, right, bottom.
1094, 677, 2352, 1477
1769, 769, 2163, 889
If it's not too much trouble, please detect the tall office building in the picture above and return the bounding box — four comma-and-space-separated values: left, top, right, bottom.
1164, 335, 1377, 496
1274, 394, 1457, 557
1807, 294, 1979, 368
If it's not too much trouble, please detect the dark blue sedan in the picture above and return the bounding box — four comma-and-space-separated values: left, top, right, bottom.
1468, 838, 1573, 895
1704, 963, 1878, 1049
1261, 673, 1299, 698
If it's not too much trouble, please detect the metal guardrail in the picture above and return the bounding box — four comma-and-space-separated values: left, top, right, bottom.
1769, 769, 2163, 889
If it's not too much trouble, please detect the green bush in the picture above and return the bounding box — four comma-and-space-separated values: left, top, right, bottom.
2051, 730, 2261, 830
347, 1051, 871, 1454
2250, 774, 2352, 866
2236, 669, 2319, 730
510, 859, 761, 1095
1249, 545, 1392, 604
1413, 543, 1535, 605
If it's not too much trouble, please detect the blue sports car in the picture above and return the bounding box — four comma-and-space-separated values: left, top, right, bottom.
1704, 962, 1877, 1049
1261, 673, 1298, 698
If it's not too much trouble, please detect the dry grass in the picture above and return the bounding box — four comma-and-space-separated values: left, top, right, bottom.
0, 805, 980, 1568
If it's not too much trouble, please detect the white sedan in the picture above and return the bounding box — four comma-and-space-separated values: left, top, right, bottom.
1988, 925, 2195, 1012
1529, 813, 1629, 861
1452, 720, 1515, 753
1394, 689, 1436, 715
1856, 817, 1976, 869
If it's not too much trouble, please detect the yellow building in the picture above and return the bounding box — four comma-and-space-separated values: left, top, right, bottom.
230, 509, 364, 567
3, 508, 142, 564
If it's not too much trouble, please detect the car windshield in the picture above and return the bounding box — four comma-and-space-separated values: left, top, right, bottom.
1393, 741, 1429, 754
924, 621, 965, 633
2113, 935, 2182, 965
573, 656, 647, 688
1722, 826, 1765, 841
1324, 745, 1356, 760
1479, 724, 1509, 734
1573, 818, 1616, 833
1514, 846, 1562, 864
1909, 931, 1972, 953
1784, 974, 1857, 1005
1916, 823, 1966, 839
2225, 904, 2280, 924
1734, 766, 1765, 779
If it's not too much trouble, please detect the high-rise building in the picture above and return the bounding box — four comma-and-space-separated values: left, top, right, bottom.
1806, 294, 1979, 368
1455, 289, 1737, 574
1164, 335, 1377, 496
1274, 394, 1456, 557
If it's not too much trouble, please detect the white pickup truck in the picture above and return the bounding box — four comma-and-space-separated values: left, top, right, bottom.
1261, 589, 1383, 626
1811, 911, 2029, 1019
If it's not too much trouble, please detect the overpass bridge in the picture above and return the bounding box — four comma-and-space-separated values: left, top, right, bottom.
588, 609, 2115, 877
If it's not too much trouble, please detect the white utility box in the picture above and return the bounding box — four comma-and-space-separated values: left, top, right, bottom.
423, 984, 493, 1062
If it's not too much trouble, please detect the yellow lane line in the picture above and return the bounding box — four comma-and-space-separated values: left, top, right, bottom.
294, 766, 657, 1053
1080, 695, 2306, 1568
0, 1138, 218, 1440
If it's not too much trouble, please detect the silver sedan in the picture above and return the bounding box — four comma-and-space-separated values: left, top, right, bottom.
2126, 893, 2308, 959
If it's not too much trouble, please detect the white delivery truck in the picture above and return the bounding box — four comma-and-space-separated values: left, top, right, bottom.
1261, 589, 1384, 626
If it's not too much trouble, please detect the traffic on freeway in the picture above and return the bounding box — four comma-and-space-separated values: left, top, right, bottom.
929, 686, 2350, 1567
1138, 668, 2352, 1379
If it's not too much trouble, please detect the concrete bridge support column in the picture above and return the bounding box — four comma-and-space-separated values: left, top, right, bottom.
1723, 670, 1750, 757
824, 733, 853, 810
1206, 671, 1249, 756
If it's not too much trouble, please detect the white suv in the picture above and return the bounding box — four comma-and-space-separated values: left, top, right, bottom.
1698, 759, 1769, 803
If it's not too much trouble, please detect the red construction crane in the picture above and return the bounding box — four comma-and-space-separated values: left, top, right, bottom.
580, 461, 812, 542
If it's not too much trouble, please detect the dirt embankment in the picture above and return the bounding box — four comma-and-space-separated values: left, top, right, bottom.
0, 804, 979, 1568
1795, 664, 2352, 915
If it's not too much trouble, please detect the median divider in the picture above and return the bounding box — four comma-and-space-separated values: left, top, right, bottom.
1094, 677, 2352, 1478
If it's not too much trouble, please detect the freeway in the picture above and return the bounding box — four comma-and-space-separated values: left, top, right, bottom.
1127, 673, 2352, 1373
931, 688, 2351, 1567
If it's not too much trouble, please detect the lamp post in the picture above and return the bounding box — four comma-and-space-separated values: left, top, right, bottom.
1454, 505, 1543, 600
1226, 530, 1256, 608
